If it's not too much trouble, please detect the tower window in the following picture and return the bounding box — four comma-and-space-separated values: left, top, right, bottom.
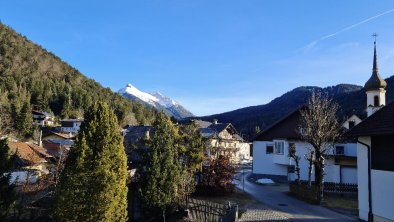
374, 96, 380, 106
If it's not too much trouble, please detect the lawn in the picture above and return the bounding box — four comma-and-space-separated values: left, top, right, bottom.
323, 194, 358, 216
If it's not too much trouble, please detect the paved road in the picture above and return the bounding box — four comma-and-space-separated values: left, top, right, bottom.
235, 170, 357, 222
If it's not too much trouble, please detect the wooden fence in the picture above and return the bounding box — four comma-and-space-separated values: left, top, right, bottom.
184, 197, 238, 222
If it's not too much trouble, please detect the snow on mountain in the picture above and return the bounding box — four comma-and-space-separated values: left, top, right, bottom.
118, 84, 194, 119
118, 84, 159, 107
151, 92, 178, 107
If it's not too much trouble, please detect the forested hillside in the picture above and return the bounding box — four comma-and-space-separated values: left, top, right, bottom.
0, 23, 156, 135
198, 79, 394, 139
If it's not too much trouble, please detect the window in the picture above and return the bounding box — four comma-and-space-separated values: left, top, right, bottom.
335, 146, 344, 155
266, 145, 274, 154
374, 96, 380, 106
274, 141, 284, 154
348, 121, 355, 129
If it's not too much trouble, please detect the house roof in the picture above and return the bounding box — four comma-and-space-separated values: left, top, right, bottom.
45, 139, 74, 146
8, 141, 47, 165
198, 122, 243, 141
346, 101, 394, 137
252, 107, 304, 141
26, 142, 53, 158
32, 110, 52, 116
43, 131, 75, 140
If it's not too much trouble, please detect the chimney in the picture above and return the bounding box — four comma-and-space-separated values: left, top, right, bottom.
212, 119, 218, 125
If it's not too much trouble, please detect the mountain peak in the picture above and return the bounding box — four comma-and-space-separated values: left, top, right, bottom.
118, 83, 193, 119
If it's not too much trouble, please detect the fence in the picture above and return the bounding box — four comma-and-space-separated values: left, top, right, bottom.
184, 197, 238, 222
292, 180, 357, 193
323, 182, 358, 193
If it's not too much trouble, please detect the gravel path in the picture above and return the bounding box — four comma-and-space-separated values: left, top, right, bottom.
239, 207, 290, 221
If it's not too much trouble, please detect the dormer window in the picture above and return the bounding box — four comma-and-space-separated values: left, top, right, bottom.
348, 121, 355, 129
374, 95, 379, 106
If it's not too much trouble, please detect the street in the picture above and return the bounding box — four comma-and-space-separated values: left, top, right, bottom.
234, 169, 357, 221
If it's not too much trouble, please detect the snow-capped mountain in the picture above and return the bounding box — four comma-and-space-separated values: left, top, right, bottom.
118, 84, 194, 119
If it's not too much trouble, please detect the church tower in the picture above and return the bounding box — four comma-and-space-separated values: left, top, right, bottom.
365, 39, 387, 117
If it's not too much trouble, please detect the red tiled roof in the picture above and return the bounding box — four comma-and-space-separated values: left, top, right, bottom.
8, 141, 47, 165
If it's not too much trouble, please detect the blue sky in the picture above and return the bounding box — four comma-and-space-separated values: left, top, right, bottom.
1, 1, 394, 116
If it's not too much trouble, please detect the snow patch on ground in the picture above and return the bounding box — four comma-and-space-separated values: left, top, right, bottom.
256, 178, 275, 185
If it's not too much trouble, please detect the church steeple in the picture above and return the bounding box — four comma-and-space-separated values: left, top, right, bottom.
364, 38, 387, 91
365, 35, 387, 117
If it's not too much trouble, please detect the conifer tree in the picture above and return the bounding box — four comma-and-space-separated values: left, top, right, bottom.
53, 102, 128, 222
178, 122, 205, 198
0, 138, 17, 220
139, 111, 182, 220
19, 101, 33, 137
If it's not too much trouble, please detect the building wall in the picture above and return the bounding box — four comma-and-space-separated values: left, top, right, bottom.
366, 89, 386, 117
341, 167, 358, 184
357, 136, 371, 221
371, 170, 394, 221
253, 141, 288, 176
253, 140, 357, 183
341, 115, 362, 129
357, 136, 394, 222
207, 138, 250, 164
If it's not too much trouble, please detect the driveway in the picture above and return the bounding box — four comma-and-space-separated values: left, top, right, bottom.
234, 170, 357, 222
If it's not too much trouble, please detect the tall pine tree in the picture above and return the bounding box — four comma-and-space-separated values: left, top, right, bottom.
0, 138, 17, 220
139, 111, 182, 220
53, 102, 128, 222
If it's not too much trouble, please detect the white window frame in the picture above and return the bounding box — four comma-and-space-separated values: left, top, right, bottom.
274, 141, 285, 155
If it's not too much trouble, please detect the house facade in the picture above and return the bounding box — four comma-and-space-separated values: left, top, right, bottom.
347, 41, 394, 222
32, 110, 54, 127
196, 120, 251, 164
252, 108, 358, 184
60, 119, 83, 134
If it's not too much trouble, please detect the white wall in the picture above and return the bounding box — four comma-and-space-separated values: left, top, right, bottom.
341, 167, 357, 184
357, 136, 371, 221
253, 140, 357, 184
371, 170, 394, 221
366, 89, 386, 117
253, 141, 287, 176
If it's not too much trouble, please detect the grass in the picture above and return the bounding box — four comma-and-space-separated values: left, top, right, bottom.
323, 194, 358, 210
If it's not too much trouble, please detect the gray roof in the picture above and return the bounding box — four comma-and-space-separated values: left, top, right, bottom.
46, 139, 74, 146
196, 121, 243, 141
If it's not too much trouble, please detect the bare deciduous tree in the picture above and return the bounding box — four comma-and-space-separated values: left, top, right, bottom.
288, 143, 301, 184
299, 92, 341, 204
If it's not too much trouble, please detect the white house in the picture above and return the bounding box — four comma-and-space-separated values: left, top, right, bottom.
252, 107, 358, 184
195, 120, 251, 164
347, 41, 394, 222
60, 119, 83, 134
32, 110, 54, 127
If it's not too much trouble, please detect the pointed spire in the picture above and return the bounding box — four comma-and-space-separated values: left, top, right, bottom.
372, 40, 378, 74
364, 36, 387, 91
